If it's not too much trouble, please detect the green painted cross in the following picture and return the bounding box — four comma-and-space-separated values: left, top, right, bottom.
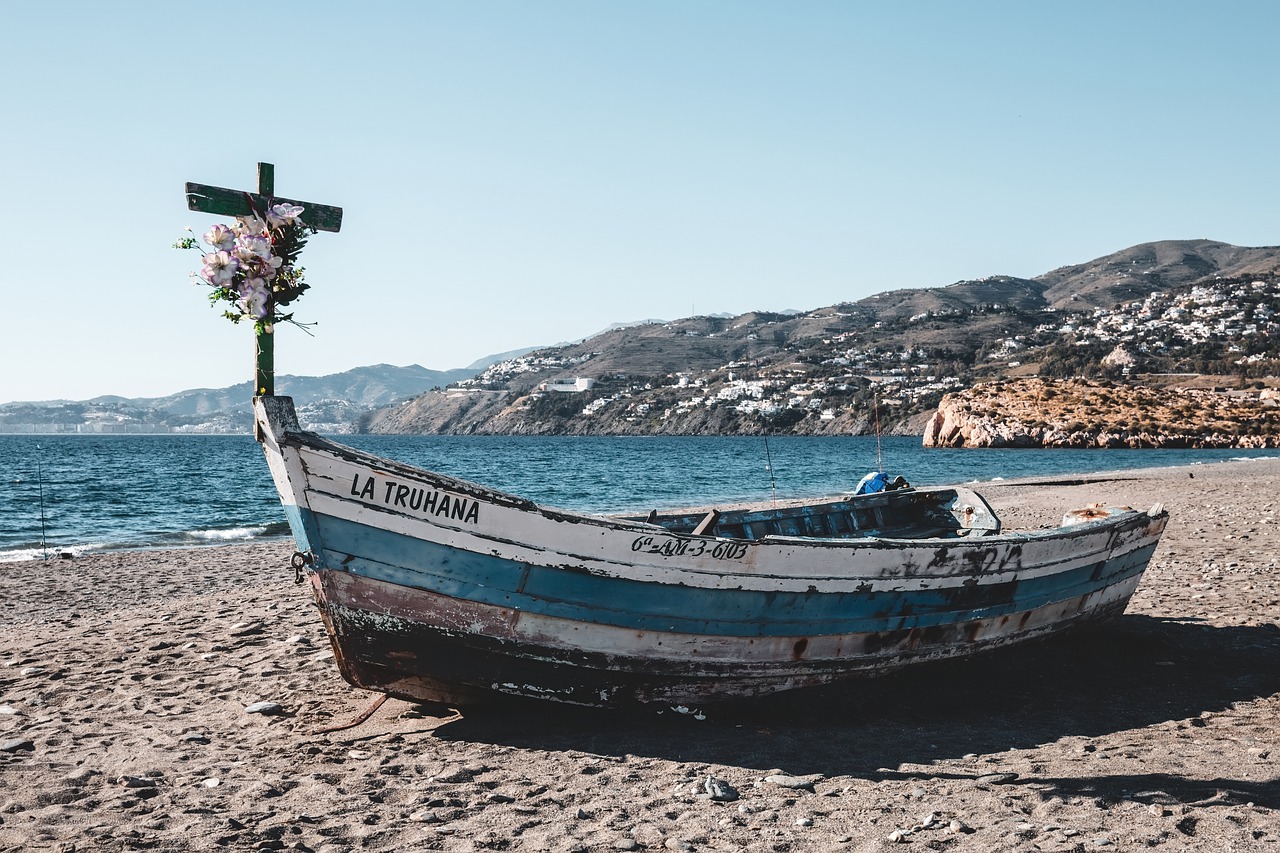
184, 162, 343, 397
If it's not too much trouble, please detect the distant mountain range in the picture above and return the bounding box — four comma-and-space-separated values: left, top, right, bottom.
0, 363, 479, 434
9, 239, 1280, 436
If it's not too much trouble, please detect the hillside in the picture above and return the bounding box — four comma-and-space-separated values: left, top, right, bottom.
366, 240, 1280, 436
1035, 239, 1280, 309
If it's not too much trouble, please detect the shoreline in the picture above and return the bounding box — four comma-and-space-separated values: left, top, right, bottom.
3, 457, 1279, 850
3, 454, 1277, 564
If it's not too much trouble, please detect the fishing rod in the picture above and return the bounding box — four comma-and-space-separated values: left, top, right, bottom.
36, 444, 49, 561
763, 436, 778, 506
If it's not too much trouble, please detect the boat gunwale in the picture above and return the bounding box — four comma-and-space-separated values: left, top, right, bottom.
287, 429, 1167, 552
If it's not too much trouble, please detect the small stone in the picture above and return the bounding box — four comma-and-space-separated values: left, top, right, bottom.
615, 840, 640, 852
888, 829, 908, 843
909, 786, 927, 799
485, 792, 516, 804
179, 732, 210, 744
975, 772, 1018, 785
347, 750, 371, 760
245, 701, 284, 715
0, 739, 34, 754
949, 818, 971, 833
795, 817, 813, 827
1094, 838, 1113, 847
200, 778, 220, 788
0, 706, 19, 716
408, 809, 441, 823
228, 622, 264, 637
116, 775, 155, 789
576, 808, 591, 820
703, 775, 739, 802
764, 773, 823, 791
1148, 803, 1166, 817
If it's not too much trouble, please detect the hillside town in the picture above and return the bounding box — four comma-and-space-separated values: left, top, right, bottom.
428, 275, 1280, 436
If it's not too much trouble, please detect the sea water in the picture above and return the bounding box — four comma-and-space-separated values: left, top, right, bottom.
0, 432, 1274, 561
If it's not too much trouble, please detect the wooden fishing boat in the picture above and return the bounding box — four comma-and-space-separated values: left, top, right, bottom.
255, 395, 1168, 709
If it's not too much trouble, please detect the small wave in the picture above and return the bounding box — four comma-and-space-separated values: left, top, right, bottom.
0, 542, 107, 564
1231, 455, 1280, 463
0, 523, 291, 563
181, 525, 273, 543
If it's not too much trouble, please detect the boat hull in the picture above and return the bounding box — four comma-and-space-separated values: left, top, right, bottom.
255, 396, 1168, 708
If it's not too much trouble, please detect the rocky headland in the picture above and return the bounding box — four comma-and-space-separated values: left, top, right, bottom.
923, 378, 1280, 448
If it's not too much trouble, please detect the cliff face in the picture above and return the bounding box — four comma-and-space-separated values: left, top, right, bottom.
923, 378, 1280, 449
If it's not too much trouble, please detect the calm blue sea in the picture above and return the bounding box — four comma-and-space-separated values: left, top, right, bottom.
1, 433, 1274, 562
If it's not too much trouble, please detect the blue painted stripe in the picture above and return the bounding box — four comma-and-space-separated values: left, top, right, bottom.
280, 503, 317, 554
304, 508, 1154, 638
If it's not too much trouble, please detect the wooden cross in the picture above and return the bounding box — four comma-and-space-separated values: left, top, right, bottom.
185, 162, 343, 397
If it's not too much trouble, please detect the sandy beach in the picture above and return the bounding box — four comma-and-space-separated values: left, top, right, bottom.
2, 458, 1279, 852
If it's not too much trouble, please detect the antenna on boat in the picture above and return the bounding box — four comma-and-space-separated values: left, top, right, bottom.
763, 436, 778, 506
35, 444, 49, 561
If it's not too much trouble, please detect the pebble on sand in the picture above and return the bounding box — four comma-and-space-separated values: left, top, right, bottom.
763, 773, 824, 791
244, 701, 284, 715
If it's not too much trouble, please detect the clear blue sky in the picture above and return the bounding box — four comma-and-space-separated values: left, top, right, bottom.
3, 1, 1278, 401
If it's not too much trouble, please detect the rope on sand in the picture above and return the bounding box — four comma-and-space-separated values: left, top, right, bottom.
312, 693, 389, 734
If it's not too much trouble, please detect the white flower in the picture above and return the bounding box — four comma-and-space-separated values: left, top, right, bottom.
201, 250, 238, 286
262, 255, 284, 279
203, 224, 236, 251
234, 234, 273, 262
267, 203, 305, 227
237, 280, 270, 319
233, 215, 267, 236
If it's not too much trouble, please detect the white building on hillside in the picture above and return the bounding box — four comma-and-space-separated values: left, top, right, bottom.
539, 377, 598, 393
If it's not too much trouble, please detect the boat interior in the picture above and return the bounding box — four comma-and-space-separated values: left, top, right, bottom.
625, 486, 1001, 541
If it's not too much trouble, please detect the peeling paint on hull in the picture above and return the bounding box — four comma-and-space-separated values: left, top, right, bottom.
255, 396, 1169, 708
